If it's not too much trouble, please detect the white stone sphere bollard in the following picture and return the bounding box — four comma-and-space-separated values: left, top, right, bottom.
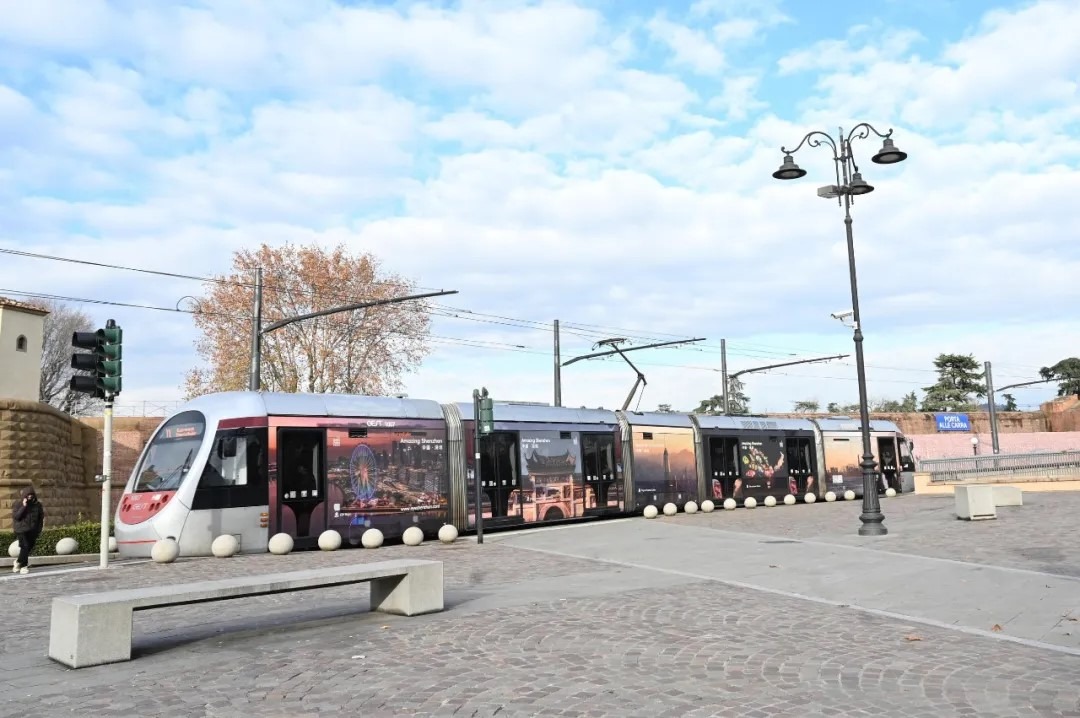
402, 526, 424, 546
783, 494, 796, 506
764, 496, 777, 507
55, 537, 78, 555
361, 528, 384, 548
108, 536, 117, 553
211, 534, 239, 558
885, 487, 897, 498
825, 491, 837, 502
804, 492, 817, 503
701, 499, 715, 513
663, 503, 677, 516
744, 497, 757, 509
318, 529, 342, 551
8, 540, 19, 558
844, 490, 856, 501
684, 500, 698, 514
268, 533, 294, 555
438, 524, 459, 543
151, 538, 179, 564
643, 504, 659, 519
723, 498, 737, 510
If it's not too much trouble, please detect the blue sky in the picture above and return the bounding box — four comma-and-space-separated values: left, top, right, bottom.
1, 0, 1079, 415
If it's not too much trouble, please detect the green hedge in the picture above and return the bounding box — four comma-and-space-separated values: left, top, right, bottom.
2, 520, 114, 557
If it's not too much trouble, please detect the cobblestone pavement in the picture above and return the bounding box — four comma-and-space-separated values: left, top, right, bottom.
1, 496, 1078, 717
659, 491, 1080, 577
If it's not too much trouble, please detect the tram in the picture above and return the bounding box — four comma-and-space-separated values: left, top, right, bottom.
114, 391, 915, 557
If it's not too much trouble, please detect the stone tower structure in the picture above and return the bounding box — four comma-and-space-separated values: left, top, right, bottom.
0, 297, 48, 402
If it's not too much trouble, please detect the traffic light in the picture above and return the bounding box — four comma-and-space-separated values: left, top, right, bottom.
478, 390, 494, 435
70, 319, 122, 399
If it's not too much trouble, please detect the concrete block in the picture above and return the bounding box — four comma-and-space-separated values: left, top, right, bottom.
955, 484, 997, 520
370, 561, 444, 617
49, 598, 134, 668
992, 485, 1023, 507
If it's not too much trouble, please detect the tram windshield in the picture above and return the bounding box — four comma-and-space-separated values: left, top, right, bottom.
132, 411, 207, 492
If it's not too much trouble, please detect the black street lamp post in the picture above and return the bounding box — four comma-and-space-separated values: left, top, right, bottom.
772, 124, 908, 537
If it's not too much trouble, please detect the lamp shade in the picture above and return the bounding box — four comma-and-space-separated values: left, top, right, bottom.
772, 153, 806, 180
872, 138, 907, 164
848, 172, 874, 195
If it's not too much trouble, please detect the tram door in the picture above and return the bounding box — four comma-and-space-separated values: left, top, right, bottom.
276, 428, 328, 547
478, 432, 523, 525
582, 433, 619, 515
784, 437, 816, 495
708, 437, 740, 500
877, 437, 899, 493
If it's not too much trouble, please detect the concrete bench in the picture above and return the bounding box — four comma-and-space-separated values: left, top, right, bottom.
48, 558, 443, 669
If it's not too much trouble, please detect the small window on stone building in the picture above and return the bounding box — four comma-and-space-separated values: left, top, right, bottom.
15, 335, 28, 352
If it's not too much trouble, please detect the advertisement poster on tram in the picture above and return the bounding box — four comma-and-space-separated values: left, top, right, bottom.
517, 430, 583, 521
737, 437, 788, 498
823, 436, 863, 492
325, 425, 448, 535
632, 427, 696, 505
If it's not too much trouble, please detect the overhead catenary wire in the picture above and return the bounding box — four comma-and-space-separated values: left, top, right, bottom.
1, 247, 1065, 386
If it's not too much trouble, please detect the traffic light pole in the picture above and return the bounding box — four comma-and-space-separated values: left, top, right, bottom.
100, 396, 113, 568
69, 318, 122, 569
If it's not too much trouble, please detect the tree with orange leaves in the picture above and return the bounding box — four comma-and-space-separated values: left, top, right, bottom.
184, 242, 432, 398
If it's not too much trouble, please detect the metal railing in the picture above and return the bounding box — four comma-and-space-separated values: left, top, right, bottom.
919, 450, 1080, 483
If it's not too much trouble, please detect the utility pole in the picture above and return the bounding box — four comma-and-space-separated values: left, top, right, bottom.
553, 319, 562, 407
985, 361, 1000, 454
248, 267, 263, 392
721, 338, 729, 415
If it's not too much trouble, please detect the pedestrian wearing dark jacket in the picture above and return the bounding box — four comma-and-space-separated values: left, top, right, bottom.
12, 486, 45, 574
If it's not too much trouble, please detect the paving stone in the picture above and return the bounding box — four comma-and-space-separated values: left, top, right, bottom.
3, 496, 1079, 716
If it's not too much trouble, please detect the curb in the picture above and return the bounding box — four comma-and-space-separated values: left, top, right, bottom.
2, 552, 119, 567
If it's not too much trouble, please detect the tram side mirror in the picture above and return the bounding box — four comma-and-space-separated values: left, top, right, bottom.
218, 436, 238, 459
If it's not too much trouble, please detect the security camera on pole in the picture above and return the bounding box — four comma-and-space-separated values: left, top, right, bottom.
71, 319, 123, 568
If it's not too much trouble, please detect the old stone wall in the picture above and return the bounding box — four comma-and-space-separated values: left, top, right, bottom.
1043, 396, 1080, 432
766, 411, 1047, 435
0, 399, 98, 531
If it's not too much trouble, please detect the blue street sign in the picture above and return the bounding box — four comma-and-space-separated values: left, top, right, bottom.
935, 412, 971, 432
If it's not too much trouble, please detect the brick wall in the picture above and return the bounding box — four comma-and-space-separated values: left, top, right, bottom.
766, 411, 1047, 435
80, 416, 161, 509
0, 399, 99, 531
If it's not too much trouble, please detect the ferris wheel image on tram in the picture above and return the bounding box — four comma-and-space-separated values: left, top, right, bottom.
349, 444, 379, 502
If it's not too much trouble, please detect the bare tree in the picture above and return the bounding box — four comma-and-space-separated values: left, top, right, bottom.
38, 300, 103, 415
184, 242, 433, 398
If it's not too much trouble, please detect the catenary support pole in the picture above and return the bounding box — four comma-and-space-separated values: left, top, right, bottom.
986, 361, 1000, 454
99, 398, 113, 568
248, 267, 263, 391
472, 389, 484, 544
554, 319, 562, 407
721, 338, 730, 415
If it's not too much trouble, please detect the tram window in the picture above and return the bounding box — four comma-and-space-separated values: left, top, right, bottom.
200, 429, 261, 488
133, 410, 206, 492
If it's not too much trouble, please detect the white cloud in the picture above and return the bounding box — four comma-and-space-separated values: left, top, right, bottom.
2, 0, 1079, 419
